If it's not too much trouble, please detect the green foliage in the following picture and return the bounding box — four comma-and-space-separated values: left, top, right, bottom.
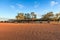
41, 12, 54, 21
25, 13, 31, 19
16, 12, 60, 21
16, 12, 37, 20
16, 13, 25, 20
31, 12, 37, 20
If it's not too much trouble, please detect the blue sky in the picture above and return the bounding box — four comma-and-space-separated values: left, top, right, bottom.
0, 0, 60, 19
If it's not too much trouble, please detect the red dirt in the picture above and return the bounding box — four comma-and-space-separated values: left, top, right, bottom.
0, 23, 60, 40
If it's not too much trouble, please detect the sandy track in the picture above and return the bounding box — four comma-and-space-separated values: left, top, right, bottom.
0, 23, 60, 40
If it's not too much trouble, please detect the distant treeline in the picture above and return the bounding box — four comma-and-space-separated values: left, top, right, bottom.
9, 12, 60, 23
0, 12, 60, 23
16, 12, 60, 21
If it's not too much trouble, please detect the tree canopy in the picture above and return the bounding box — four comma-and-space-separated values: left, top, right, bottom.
16, 12, 37, 20
16, 12, 60, 21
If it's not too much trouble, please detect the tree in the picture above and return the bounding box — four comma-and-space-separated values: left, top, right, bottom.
25, 13, 31, 20
56, 13, 60, 20
41, 12, 54, 21
55, 12, 60, 21
16, 13, 25, 20
58, 17, 60, 21
31, 12, 37, 20
47, 12, 54, 18
52, 17, 57, 21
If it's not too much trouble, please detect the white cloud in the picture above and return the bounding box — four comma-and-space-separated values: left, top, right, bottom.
34, 1, 37, 4
43, 10, 48, 12
34, 4, 39, 8
17, 4, 24, 9
10, 5, 15, 9
51, 1, 58, 7
57, 5, 60, 10
34, 1, 40, 8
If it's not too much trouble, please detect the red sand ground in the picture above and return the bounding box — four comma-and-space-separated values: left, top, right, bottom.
0, 23, 60, 40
